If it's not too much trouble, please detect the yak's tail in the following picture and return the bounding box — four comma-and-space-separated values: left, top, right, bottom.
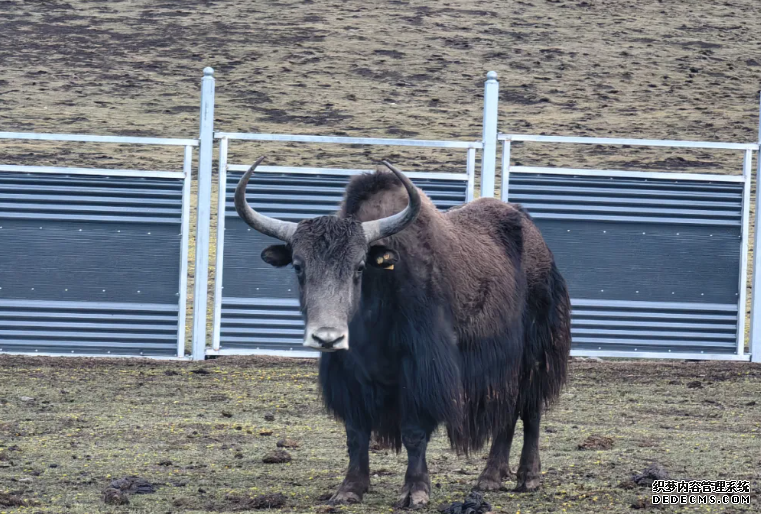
519, 259, 572, 416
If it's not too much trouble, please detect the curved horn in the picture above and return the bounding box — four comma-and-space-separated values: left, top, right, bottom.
362, 161, 422, 243
234, 156, 298, 242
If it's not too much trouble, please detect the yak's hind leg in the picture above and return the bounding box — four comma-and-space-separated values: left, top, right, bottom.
475, 415, 517, 491
512, 252, 571, 493
515, 409, 541, 492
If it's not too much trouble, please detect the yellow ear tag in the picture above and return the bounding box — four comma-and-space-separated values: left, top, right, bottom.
376, 256, 384, 265
385, 264, 394, 270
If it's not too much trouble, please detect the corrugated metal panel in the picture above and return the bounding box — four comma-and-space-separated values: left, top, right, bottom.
0, 300, 179, 356
510, 174, 743, 226
530, 219, 740, 304
0, 173, 183, 223
218, 171, 468, 353
0, 172, 185, 356
508, 173, 743, 356
571, 299, 738, 354
220, 298, 303, 351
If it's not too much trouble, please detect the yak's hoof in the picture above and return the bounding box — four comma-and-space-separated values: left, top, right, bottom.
474, 476, 507, 492
475, 466, 512, 491
396, 482, 430, 510
329, 489, 363, 505
514, 476, 541, 493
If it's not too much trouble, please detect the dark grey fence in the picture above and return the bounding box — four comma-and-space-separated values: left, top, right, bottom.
0, 136, 194, 358
499, 135, 755, 361
3, 69, 761, 362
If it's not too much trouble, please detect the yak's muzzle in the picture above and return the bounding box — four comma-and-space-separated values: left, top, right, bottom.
303, 326, 349, 352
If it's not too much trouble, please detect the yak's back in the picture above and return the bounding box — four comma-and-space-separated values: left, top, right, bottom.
445, 198, 554, 289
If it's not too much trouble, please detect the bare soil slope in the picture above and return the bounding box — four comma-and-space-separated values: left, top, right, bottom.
2, 0, 761, 172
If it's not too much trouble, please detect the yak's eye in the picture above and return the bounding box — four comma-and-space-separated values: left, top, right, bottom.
292, 262, 304, 275
355, 262, 365, 278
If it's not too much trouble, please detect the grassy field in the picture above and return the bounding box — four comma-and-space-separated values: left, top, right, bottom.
0, 356, 760, 513
3, 0, 761, 512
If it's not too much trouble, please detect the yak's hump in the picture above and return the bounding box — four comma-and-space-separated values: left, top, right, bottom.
341, 166, 405, 218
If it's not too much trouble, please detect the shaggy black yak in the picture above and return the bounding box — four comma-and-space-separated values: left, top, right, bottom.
235, 157, 571, 508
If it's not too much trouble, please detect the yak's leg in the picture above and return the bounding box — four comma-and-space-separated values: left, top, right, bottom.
330, 423, 371, 504
475, 416, 517, 491
396, 423, 433, 509
515, 409, 542, 492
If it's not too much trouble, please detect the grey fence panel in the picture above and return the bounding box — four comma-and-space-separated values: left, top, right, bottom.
216, 171, 468, 354
507, 172, 744, 357
0, 172, 186, 357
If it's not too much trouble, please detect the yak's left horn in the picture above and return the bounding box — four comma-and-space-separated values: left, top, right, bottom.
234, 156, 298, 242
362, 161, 422, 243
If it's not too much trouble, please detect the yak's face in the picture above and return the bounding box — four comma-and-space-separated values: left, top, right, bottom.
236, 158, 418, 351
260, 216, 398, 352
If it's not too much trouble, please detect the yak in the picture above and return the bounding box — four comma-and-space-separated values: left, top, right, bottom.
235, 157, 572, 508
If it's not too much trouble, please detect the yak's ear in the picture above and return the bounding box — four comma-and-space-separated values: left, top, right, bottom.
368, 246, 399, 270
261, 244, 292, 267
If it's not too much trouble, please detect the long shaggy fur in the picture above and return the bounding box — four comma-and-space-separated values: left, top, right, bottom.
320, 168, 571, 454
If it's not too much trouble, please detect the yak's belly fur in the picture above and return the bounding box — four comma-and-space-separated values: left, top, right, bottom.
319, 172, 571, 454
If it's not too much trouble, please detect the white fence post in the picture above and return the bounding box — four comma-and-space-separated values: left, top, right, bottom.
480, 71, 499, 198
750, 93, 761, 363
191, 67, 215, 361
500, 139, 512, 202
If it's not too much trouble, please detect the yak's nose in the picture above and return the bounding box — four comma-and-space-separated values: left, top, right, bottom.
304, 327, 349, 351
311, 328, 346, 349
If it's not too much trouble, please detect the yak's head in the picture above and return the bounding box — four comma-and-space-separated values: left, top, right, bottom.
235, 157, 421, 352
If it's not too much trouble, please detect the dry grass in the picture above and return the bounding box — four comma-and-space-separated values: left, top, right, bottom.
0, 356, 760, 513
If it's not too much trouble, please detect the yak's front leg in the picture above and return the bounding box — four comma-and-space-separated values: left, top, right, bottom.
396, 423, 433, 509
330, 423, 371, 504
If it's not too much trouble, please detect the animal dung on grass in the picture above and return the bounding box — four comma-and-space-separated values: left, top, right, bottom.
102, 476, 158, 504
103, 488, 130, 506
0, 492, 39, 508
437, 490, 492, 514
632, 462, 670, 488
262, 449, 292, 463
276, 438, 300, 448
107, 477, 157, 494
204, 493, 287, 511
222, 492, 287, 510
577, 434, 614, 450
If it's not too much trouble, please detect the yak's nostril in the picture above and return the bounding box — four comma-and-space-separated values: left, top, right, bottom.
311, 328, 345, 348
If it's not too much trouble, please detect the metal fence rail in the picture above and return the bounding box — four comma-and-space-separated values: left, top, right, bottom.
0, 132, 194, 358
